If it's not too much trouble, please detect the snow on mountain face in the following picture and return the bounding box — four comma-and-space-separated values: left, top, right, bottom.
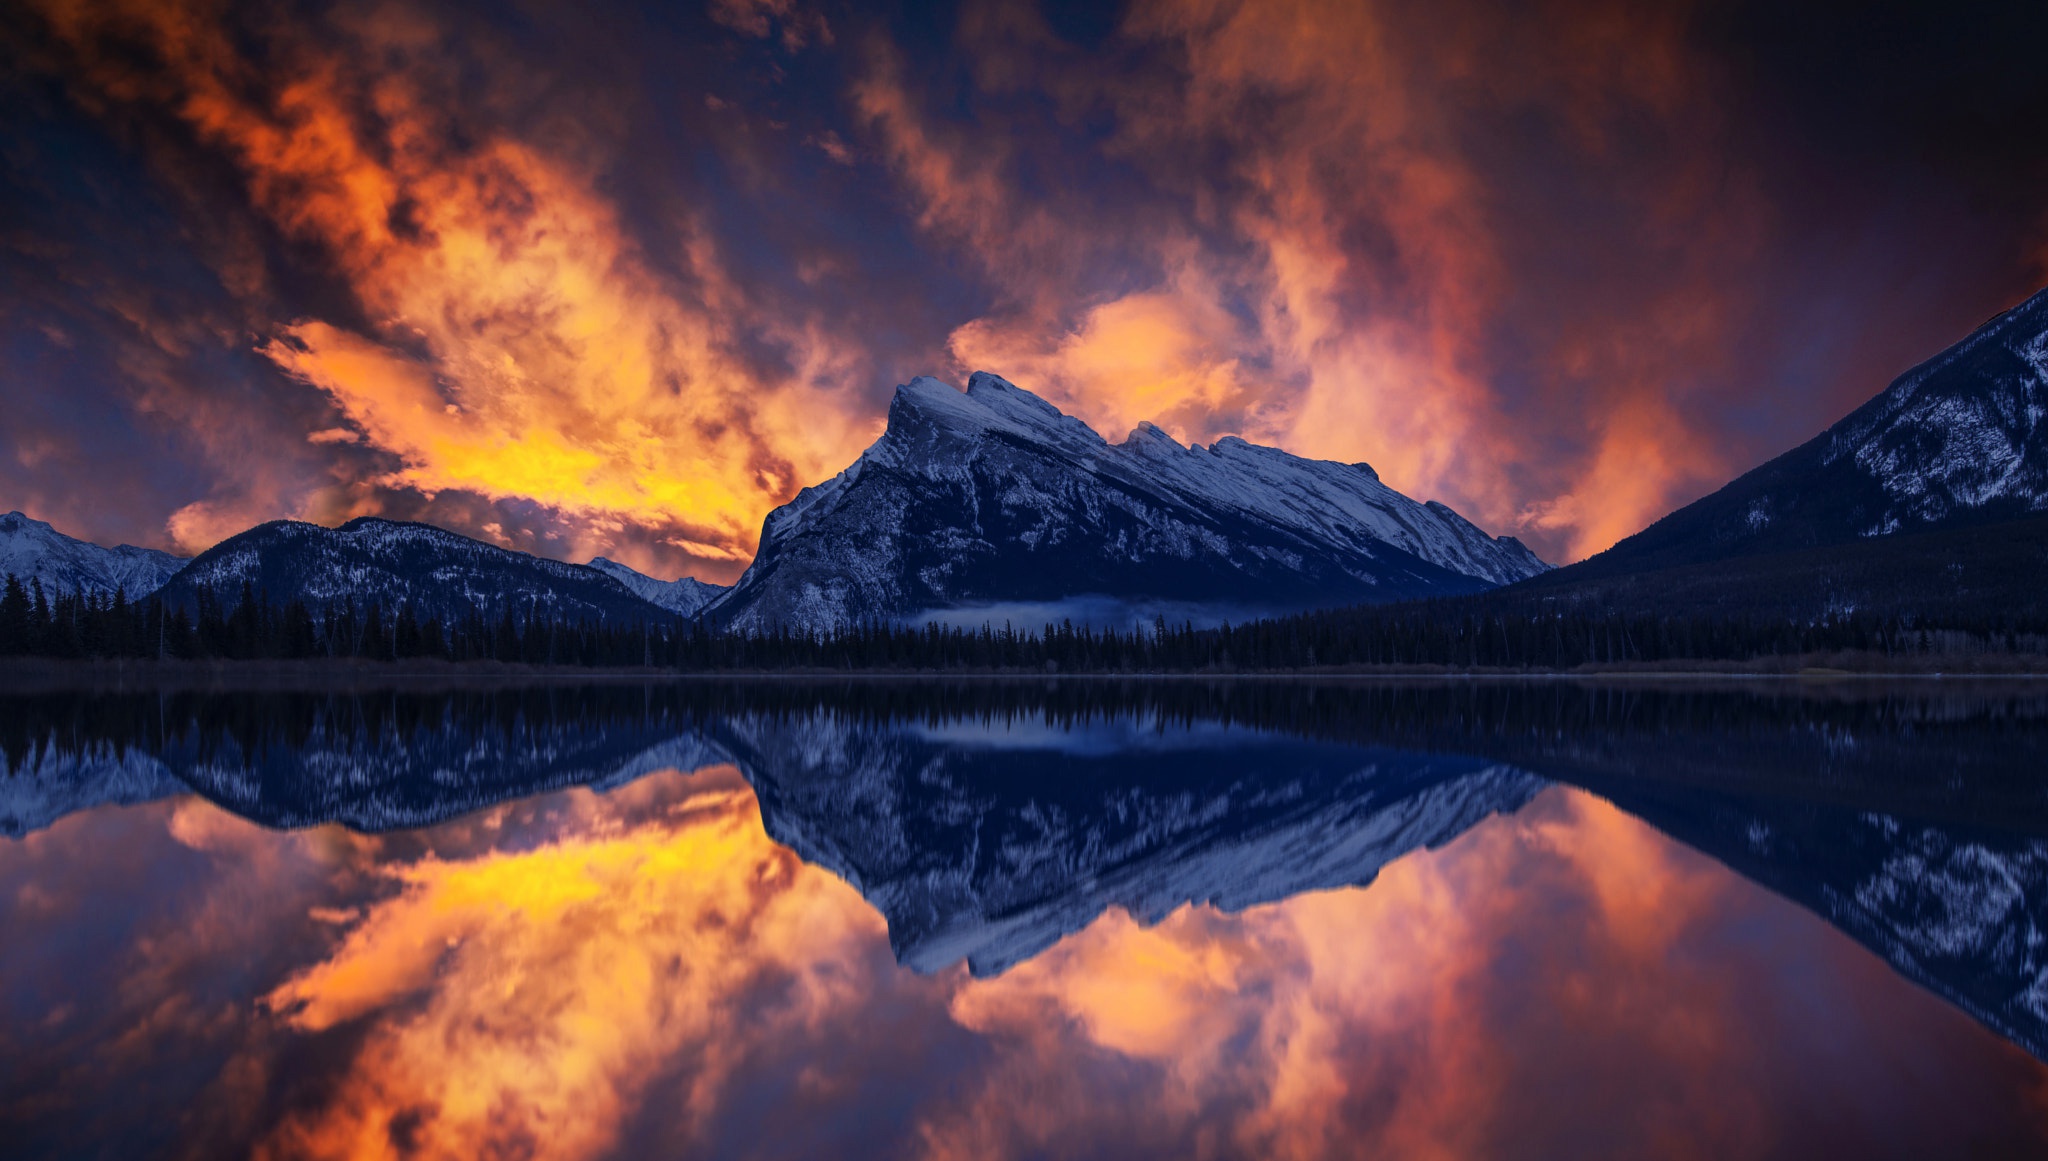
709, 372, 1547, 632
0, 511, 188, 598
711, 709, 1546, 976
154, 516, 673, 623
0, 738, 188, 838
586, 557, 727, 617
1572, 286, 2048, 576
172, 723, 730, 832
1825, 289, 2048, 533
1592, 778, 2048, 1062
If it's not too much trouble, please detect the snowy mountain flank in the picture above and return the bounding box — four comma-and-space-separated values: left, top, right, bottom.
0, 511, 188, 597
709, 710, 1547, 975
1562, 286, 2048, 579
708, 372, 1547, 632
7, 374, 1544, 631
586, 557, 728, 617
152, 516, 675, 624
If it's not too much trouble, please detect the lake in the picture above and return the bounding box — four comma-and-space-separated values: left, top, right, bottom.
4, 677, 2048, 1159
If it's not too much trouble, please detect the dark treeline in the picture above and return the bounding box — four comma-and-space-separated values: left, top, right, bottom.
10, 681, 2048, 834
720, 604, 2048, 672
692, 601, 2047, 671
7, 571, 2048, 673
10, 676, 2048, 771
0, 576, 677, 667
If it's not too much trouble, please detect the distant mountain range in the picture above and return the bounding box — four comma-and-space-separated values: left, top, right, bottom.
585, 556, 727, 617
0, 375, 1548, 629
0, 509, 716, 625
6, 282, 2047, 631
149, 517, 679, 625
0, 511, 187, 598
709, 373, 1547, 632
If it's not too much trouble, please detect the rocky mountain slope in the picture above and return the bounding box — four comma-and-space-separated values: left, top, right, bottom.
1542, 287, 2048, 587
586, 556, 727, 617
710, 372, 1546, 632
0, 511, 188, 597
712, 710, 1545, 974
151, 516, 673, 624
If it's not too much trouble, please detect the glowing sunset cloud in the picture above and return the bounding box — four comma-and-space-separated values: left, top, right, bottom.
5, 0, 2045, 567
25, 0, 881, 576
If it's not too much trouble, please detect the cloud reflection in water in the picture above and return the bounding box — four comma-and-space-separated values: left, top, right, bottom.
7, 753, 2048, 1160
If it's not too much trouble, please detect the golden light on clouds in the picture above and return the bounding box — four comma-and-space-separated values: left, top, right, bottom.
860, 0, 1753, 560
35, 0, 880, 571
14, 0, 1936, 569
253, 770, 884, 1161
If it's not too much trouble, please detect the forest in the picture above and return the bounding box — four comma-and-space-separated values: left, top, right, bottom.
5, 572, 2047, 672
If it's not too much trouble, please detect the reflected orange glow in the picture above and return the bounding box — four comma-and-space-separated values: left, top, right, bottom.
8, 766, 2048, 1158
926, 792, 1770, 1160
252, 768, 884, 1161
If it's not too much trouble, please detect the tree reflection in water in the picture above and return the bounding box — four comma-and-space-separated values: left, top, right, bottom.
3, 678, 2048, 1159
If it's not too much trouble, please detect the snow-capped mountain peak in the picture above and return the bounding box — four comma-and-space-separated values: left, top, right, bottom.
877, 372, 1107, 464
0, 510, 189, 598
585, 557, 728, 617
1564, 285, 2048, 577
154, 516, 674, 623
706, 371, 1547, 632
1821, 289, 2048, 533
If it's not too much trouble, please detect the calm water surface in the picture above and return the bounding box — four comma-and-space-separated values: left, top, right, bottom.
4, 678, 2048, 1159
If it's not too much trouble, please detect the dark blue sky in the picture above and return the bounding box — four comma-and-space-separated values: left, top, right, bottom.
3, 0, 2046, 577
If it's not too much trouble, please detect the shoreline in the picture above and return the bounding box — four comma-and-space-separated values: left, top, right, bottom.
5, 652, 2048, 691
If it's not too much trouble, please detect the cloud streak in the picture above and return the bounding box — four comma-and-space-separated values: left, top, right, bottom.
6, 0, 2048, 568
19, 0, 883, 576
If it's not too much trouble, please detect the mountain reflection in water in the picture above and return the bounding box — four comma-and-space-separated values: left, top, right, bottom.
4, 679, 2048, 1159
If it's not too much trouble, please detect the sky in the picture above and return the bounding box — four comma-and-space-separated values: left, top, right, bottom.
4, 0, 2048, 581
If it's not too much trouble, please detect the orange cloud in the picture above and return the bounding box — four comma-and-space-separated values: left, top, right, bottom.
20, 0, 1783, 573
947, 272, 1270, 445
32, 0, 881, 573
1519, 392, 1731, 559
855, 0, 1763, 562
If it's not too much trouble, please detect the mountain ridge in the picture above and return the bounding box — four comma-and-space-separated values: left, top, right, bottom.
586, 557, 727, 617
0, 511, 188, 598
152, 516, 675, 624
1549, 286, 2048, 583
707, 372, 1548, 632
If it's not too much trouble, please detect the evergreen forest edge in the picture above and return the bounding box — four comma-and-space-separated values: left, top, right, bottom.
4, 572, 2046, 673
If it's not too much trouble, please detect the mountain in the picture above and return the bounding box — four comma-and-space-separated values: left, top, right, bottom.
0, 511, 188, 598
1583, 777, 2048, 1062
0, 738, 187, 838
707, 372, 1547, 632
152, 516, 674, 624
14, 679, 2048, 1060
1510, 287, 2048, 616
173, 717, 725, 832
716, 712, 1544, 975
586, 557, 727, 617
